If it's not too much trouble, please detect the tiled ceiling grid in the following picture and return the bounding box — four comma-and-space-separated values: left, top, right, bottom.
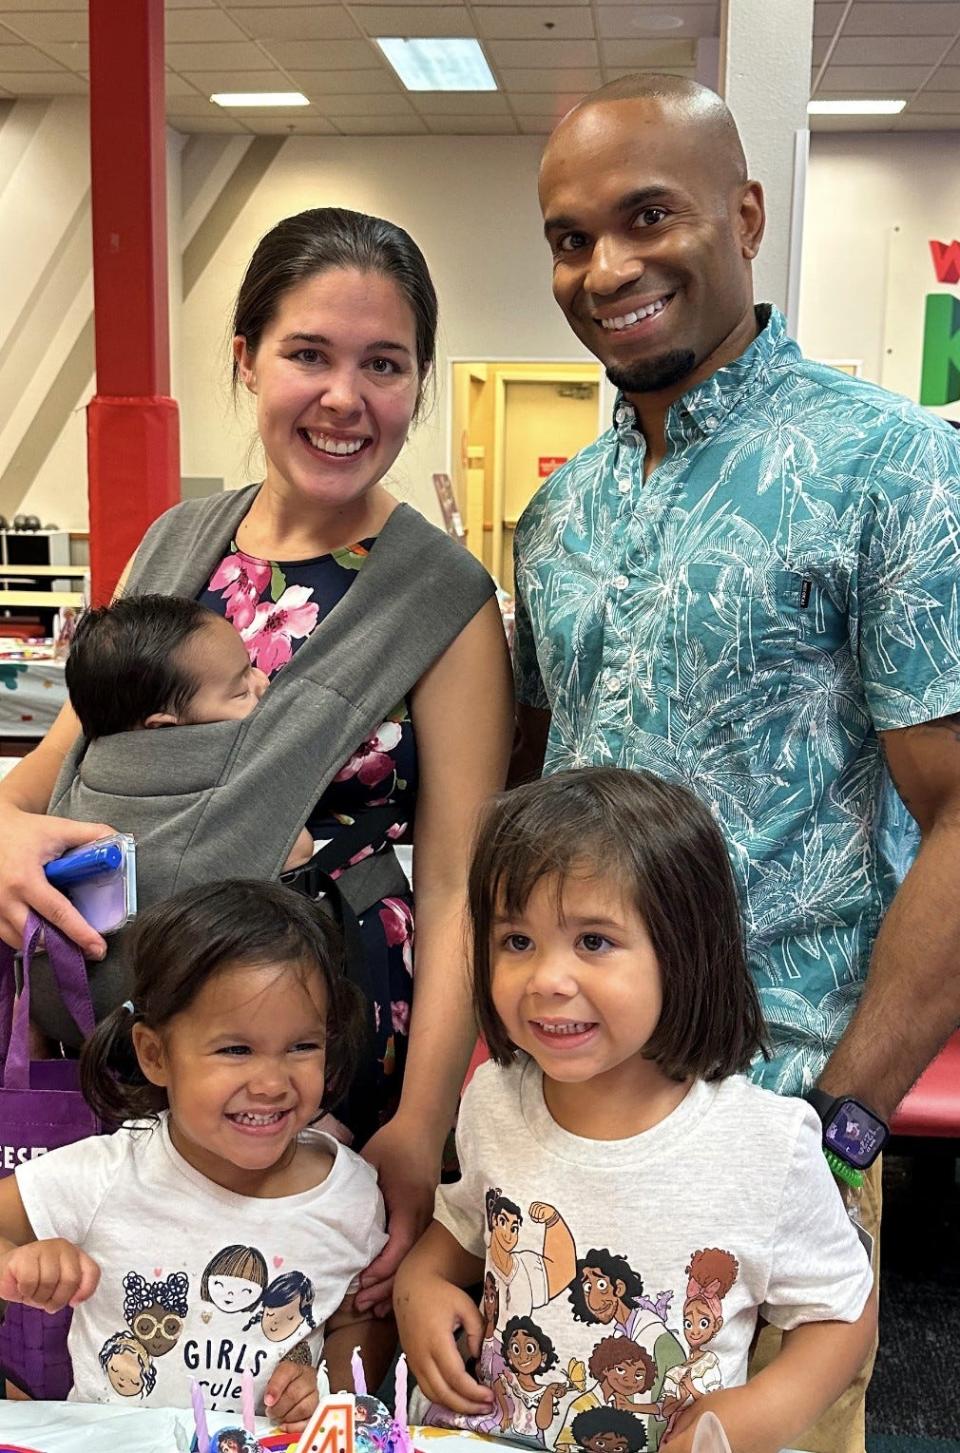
0, 1, 956, 135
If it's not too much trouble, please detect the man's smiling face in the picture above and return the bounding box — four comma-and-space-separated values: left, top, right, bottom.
539, 97, 762, 401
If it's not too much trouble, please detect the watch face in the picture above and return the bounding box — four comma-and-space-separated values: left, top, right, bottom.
824, 1098, 886, 1168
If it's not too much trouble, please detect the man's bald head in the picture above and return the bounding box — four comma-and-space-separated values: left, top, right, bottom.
545, 73, 748, 192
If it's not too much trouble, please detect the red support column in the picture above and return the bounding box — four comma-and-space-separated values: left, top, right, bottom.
87, 0, 179, 603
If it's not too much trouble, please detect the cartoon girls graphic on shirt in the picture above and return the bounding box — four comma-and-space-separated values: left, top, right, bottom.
570, 1406, 648, 1453
201, 1244, 268, 1316
244, 1270, 316, 1344
485, 1187, 576, 1329
558, 1337, 658, 1448
659, 1249, 739, 1439
494, 1315, 572, 1444
122, 1270, 190, 1358
568, 1250, 682, 1450
98, 1330, 157, 1399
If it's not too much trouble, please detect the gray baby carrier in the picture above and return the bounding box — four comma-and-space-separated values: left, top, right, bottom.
37, 486, 495, 1052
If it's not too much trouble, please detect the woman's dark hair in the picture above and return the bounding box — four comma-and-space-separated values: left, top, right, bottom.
470, 767, 767, 1082
65, 593, 216, 740
231, 207, 437, 419
502, 1316, 558, 1375
80, 879, 367, 1124
568, 1249, 643, 1325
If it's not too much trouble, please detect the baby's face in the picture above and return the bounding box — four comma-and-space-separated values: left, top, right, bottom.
179, 615, 268, 724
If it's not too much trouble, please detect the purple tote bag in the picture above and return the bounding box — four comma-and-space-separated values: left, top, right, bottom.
0, 911, 100, 1399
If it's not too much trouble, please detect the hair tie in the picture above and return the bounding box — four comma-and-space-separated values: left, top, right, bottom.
122, 1000, 136, 1016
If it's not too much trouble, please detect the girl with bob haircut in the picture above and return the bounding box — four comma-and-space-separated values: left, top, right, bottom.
397, 767, 877, 1453
0, 880, 394, 1433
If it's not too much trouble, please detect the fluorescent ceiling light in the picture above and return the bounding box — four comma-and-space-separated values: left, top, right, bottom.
808, 99, 905, 115
376, 37, 497, 92
211, 91, 309, 107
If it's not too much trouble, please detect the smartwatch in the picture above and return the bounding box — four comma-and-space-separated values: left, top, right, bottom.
805, 1089, 889, 1189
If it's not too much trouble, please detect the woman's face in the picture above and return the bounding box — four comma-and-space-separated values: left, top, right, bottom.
234, 266, 421, 514
262, 1292, 304, 1342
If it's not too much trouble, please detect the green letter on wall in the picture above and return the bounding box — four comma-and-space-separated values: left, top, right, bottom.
920, 293, 960, 406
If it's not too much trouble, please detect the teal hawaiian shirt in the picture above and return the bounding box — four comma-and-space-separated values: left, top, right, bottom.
514, 305, 960, 1096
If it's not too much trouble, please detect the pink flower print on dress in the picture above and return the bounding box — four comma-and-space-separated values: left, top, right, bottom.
241, 584, 320, 675
209, 550, 271, 631
391, 1000, 410, 1035
334, 719, 403, 788
379, 896, 414, 976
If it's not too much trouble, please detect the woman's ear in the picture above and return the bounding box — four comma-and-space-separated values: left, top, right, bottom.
233, 335, 257, 393
132, 1023, 169, 1088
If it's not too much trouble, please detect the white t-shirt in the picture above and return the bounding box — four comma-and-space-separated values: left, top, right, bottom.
16, 1114, 386, 1416
413, 1060, 872, 1452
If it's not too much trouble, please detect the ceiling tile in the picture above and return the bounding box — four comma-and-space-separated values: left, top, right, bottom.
287, 68, 398, 95
596, 6, 719, 40
32, 40, 85, 68
182, 69, 296, 92
480, 0, 590, 6
0, 1, 88, 10
0, 42, 63, 70
827, 34, 948, 64
474, 7, 594, 40
260, 38, 376, 68
813, 4, 846, 37
517, 115, 556, 133
498, 66, 602, 90
166, 0, 218, 7
165, 41, 275, 69
929, 65, 960, 90
426, 113, 517, 131
161, 94, 223, 115
907, 89, 960, 113
315, 92, 419, 115
169, 114, 252, 132
164, 9, 250, 43
509, 90, 586, 116
600, 38, 696, 66
844, 3, 960, 36
811, 37, 829, 65
0, 9, 85, 41
165, 70, 203, 96
409, 89, 510, 112
352, 6, 474, 37
818, 64, 930, 90
604, 65, 694, 81
808, 111, 897, 131
333, 113, 427, 132
486, 38, 598, 67
0, 69, 85, 92
942, 37, 960, 62
895, 111, 960, 128
226, 6, 361, 40
243, 115, 337, 132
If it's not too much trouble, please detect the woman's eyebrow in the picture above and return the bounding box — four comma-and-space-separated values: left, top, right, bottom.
280, 330, 411, 355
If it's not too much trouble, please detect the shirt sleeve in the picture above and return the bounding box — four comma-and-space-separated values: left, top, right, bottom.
760, 1108, 873, 1332
512, 580, 550, 712
855, 424, 960, 729
433, 1079, 489, 1261
15, 1128, 128, 1247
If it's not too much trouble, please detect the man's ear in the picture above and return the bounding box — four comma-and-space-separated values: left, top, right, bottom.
233, 335, 257, 393
132, 1023, 169, 1088
144, 712, 179, 729
738, 180, 766, 260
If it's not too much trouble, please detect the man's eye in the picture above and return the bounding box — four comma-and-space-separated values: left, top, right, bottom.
638, 207, 667, 226
558, 232, 588, 253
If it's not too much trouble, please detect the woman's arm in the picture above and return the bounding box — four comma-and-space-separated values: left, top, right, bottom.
359, 597, 514, 1309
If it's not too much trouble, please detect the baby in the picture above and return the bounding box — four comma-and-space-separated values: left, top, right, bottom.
65, 593, 314, 870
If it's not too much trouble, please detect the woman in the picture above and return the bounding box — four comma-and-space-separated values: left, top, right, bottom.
0, 207, 514, 1312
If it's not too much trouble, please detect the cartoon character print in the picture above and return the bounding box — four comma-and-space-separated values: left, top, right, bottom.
570, 1406, 648, 1453
659, 1249, 739, 1440
558, 1337, 658, 1448
98, 1330, 157, 1399
244, 1270, 316, 1344
485, 1187, 577, 1330
569, 1249, 683, 1450
211, 1433, 259, 1453
201, 1244, 268, 1316
122, 1270, 190, 1358
494, 1315, 573, 1444
422, 1270, 506, 1435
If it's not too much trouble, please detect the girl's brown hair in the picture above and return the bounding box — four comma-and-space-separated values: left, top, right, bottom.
469, 766, 767, 1082
80, 879, 367, 1123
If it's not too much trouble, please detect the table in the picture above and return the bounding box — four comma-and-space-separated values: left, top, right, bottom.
0, 658, 67, 739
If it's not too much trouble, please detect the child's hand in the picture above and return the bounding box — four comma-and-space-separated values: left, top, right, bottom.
394, 1269, 491, 1416
663, 1387, 772, 1453
264, 1358, 319, 1433
0, 1238, 100, 1313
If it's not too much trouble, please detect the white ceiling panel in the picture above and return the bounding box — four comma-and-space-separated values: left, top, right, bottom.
509, 90, 586, 115
165, 71, 202, 95
33, 40, 84, 67
338, 113, 427, 131
225, 6, 361, 40
166, 40, 275, 67
170, 114, 252, 131
165, 9, 250, 43
475, 7, 595, 40
931, 65, 960, 89
242, 114, 338, 131
425, 113, 518, 132
597, 6, 719, 39
166, 0, 217, 7
0, 41, 62, 69
517, 115, 556, 132
844, 3, 960, 35
601, 37, 697, 66
286, 68, 399, 95
819, 64, 932, 90
179, 68, 294, 91
316, 93, 420, 116
907, 89, 960, 112
486, 38, 599, 67
896, 111, 960, 128
0, 8, 84, 40
0, 1, 88, 10
260, 37, 376, 67
351, 6, 474, 37
813, 4, 846, 37
826, 34, 950, 65
411, 88, 510, 111
0, 67, 83, 90
499, 66, 602, 90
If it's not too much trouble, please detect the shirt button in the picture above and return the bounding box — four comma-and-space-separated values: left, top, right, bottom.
607, 675, 622, 692
612, 574, 629, 590
617, 479, 631, 495
704, 414, 719, 431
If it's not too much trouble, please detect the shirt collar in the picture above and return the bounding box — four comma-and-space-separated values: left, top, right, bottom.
612, 303, 794, 444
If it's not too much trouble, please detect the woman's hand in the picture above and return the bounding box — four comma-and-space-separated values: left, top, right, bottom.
0, 802, 115, 957
359, 1112, 439, 1315
0, 1237, 100, 1313
394, 1261, 490, 1417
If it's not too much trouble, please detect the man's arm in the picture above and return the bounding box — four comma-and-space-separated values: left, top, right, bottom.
818, 714, 960, 1118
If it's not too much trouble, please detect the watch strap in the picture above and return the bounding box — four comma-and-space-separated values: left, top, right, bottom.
823, 1147, 865, 1190
804, 1087, 839, 1125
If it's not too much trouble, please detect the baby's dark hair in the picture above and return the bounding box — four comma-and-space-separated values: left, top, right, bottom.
65, 593, 219, 740
80, 879, 367, 1123
502, 1316, 558, 1375
470, 767, 767, 1082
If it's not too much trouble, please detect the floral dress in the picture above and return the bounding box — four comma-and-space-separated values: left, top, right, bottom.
199, 539, 417, 1146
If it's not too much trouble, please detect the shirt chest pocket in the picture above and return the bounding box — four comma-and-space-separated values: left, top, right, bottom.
662, 562, 806, 723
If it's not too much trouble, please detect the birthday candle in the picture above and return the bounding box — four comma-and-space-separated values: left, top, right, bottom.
241, 1367, 256, 1434
351, 1345, 368, 1397
191, 1378, 211, 1453
394, 1353, 410, 1452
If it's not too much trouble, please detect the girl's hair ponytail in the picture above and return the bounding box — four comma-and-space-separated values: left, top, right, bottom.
80, 1001, 165, 1125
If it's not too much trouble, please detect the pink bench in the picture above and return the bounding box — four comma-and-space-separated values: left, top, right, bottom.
891, 1029, 960, 1137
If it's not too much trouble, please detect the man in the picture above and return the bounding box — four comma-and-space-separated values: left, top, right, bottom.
514, 73, 960, 1452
